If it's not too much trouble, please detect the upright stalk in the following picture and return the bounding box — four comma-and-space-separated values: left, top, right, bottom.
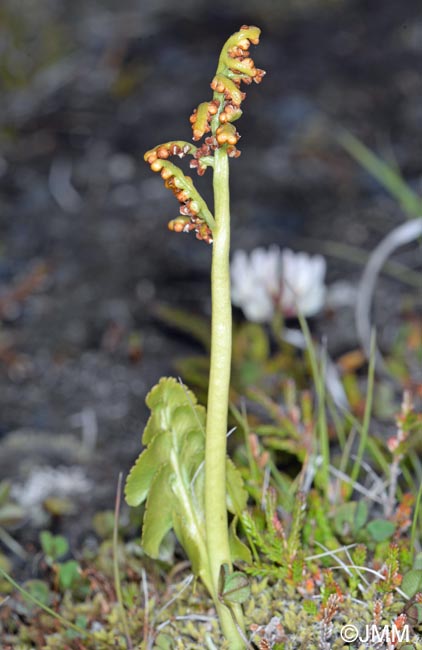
135, 26, 265, 648
205, 147, 244, 647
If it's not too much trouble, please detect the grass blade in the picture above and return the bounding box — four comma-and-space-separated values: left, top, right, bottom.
350, 330, 376, 486
0, 566, 91, 638
297, 312, 330, 499
411, 477, 422, 553
113, 472, 133, 649
339, 131, 422, 217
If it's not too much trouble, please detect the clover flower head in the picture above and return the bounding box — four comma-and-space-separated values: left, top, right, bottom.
231, 246, 326, 322
230, 245, 281, 322
280, 248, 326, 318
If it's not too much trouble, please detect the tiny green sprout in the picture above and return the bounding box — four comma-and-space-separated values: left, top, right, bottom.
126, 25, 265, 649
40, 531, 69, 564
219, 563, 251, 605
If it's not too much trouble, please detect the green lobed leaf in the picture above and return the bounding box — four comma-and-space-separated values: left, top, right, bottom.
125, 432, 171, 507
191, 459, 205, 511
366, 519, 396, 542
143, 378, 203, 445
173, 510, 205, 578
58, 560, 80, 591
125, 377, 206, 506
142, 405, 167, 446
65, 615, 88, 640
141, 463, 175, 558
219, 564, 250, 604
125, 376, 249, 584
171, 404, 206, 450
22, 580, 51, 607
333, 501, 368, 537
414, 553, 422, 570
402, 569, 422, 598
229, 516, 252, 564
146, 376, 198, 412
354, 501, 369, 531
179, 429, 205, 481
40, 531, 69, 562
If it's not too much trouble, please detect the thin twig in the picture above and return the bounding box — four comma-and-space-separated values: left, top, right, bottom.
113, 472, 133, 649
156, 613, 217, 632
349, 455, 389, 503
350, 330, 376, 488
155, 574, 194, 619
282, 326, 349, 410
306, 543, 358, 561
142, 568, 152, 650
0, 526, 28, 560
328, 466, 381, 501
411, 479, 422, 553
0, 566, 92, 637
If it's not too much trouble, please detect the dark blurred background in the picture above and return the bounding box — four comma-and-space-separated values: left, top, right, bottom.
0, 0, 421, 527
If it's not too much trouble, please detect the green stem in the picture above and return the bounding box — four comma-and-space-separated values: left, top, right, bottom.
350, 330, 376, 487
113, 473, 133, 649
0, 567, 92, 639
205, 147, 244, 648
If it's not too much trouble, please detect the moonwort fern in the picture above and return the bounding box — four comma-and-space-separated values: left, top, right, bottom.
125, 378, 250, 594
125, 25, 265, 648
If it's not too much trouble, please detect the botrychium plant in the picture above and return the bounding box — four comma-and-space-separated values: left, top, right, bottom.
125, 25, 265, 649
2, 20, 422, 650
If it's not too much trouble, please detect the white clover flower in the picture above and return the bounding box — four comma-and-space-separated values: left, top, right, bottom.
231, 245, 281, 322
230, 246, 326, 322
280, 248, 326, 318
